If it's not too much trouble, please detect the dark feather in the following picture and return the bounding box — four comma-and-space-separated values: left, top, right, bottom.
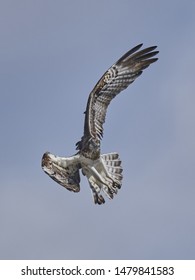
76, 44, 159, 158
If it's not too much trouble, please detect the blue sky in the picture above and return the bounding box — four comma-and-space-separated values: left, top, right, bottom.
0, 0, 195, 259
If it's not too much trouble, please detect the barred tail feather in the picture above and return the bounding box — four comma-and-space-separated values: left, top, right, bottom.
101, 152, 123, 197
101, 152, 123, 185
84, 152, 123, 204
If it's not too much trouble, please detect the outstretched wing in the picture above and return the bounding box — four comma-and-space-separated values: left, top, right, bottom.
42, 152, 80, 192
76, 44, 158, 154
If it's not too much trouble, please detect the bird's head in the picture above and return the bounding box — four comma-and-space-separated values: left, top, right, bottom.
41, 151, 66, 186
41, 152, 80, 192
41, 152, 58, 175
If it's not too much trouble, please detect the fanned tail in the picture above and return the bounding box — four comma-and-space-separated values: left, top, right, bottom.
83, 152, 123, 205
101, 152, 123, 198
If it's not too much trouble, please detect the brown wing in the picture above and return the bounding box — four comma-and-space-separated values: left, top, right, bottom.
76, 44, 158, 154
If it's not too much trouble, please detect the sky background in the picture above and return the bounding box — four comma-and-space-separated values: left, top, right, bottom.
0, 0, 195, 260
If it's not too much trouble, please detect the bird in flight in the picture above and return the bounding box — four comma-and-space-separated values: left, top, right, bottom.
42, 44, 158, 205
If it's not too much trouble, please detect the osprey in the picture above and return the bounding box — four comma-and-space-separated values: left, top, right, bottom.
42, 44, 158, 204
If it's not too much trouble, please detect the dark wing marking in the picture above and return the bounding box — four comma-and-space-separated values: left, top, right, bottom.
76, 44, 158, 152
42, 152, 80, 192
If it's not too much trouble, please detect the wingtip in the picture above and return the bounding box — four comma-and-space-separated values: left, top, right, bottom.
116, 43, 143, 64
116, 44, 159, 65
149, 45, 158, 51
137, 43, 143, 48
